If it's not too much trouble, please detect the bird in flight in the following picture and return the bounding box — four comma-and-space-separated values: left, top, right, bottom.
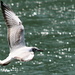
0, 1, 43, 66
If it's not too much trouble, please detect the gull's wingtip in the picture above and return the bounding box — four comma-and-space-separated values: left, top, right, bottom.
1, 1, 5, 9
1, 1, 3, 6
1, 1, 12, 11
1, 1, 3, 3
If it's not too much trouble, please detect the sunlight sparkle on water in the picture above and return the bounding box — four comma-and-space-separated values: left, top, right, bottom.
0, 69, 11, 72
41, 31, 49, 35
32, 12, 37, 16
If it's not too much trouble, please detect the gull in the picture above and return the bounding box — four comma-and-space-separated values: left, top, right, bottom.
0, 1, 43, 66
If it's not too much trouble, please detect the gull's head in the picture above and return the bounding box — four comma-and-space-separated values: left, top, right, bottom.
31, 47, 43, 53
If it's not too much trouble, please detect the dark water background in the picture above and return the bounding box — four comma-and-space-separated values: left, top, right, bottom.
0, 0, 75, 75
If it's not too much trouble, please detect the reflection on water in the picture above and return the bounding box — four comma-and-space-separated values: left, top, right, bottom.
0, 0, 75, 75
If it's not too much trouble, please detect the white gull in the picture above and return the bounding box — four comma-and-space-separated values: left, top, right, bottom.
0, 1, 43, 66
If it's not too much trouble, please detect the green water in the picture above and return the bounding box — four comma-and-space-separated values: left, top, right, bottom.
0, 0, 75, 75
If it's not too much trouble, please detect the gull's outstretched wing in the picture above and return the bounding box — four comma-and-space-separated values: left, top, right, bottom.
1, 1, 25, 51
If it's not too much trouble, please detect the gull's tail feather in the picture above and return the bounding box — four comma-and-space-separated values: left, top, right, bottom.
0, 56, 13, 66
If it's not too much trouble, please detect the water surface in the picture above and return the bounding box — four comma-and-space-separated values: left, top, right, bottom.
0, 0, 75, 75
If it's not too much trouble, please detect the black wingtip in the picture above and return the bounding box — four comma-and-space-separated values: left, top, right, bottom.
1, 1, 3, 6
1, 1, 12, 11
1, 1, 3, 4
1, 1, 6, 10
1, 1, 5, 13
1, 1, 4, 13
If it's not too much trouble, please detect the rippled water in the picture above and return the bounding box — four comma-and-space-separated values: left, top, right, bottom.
0, 0, 75, 75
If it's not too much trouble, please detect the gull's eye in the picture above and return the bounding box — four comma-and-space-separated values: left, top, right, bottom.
32, 48, 37, 52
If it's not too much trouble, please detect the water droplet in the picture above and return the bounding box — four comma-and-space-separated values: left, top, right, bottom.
71, 64, 74, 66
49, 59, 51, 62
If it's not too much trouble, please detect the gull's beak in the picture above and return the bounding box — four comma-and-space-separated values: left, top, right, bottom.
37, 49, 43, 52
